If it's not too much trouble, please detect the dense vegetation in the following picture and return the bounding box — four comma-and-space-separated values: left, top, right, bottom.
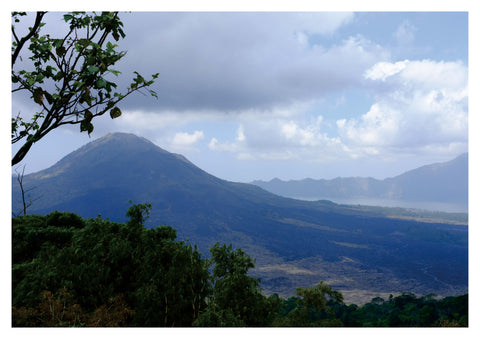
12, 206, 467, 327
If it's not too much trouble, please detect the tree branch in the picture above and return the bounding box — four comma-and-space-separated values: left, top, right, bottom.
11, 12, 47, 66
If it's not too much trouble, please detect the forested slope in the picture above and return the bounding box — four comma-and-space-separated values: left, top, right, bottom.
12, 208, 467, 327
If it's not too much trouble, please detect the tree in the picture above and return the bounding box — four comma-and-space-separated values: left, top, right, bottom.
296, 281, 344, 313
126, 201, 152, 230
133, 227, 210, 326
274, 281, 344, 326
195, 243, 270, 326
11, 11, 158, 165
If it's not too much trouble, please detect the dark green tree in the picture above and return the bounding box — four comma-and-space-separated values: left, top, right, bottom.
273, 281, 344, 326
342, 292, 468, 327
11, 11, 158, 165
195, 243, 270, 326
133, 226, 210, 326
436, 294, 468, 326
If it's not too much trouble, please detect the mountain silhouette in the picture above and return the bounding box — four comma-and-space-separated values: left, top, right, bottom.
253, 153, 468, 212
12, 133, 468, 304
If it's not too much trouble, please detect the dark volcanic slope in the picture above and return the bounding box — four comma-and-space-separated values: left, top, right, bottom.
12, 133, 468, 304
16, 133, 301, 229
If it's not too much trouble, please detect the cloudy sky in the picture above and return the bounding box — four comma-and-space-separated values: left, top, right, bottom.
11, 9, 470, 182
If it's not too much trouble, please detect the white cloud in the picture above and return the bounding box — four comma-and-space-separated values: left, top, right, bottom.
170, 130, 204, 150
208, 112, 347, 163
236, 125, 246, 142
337, 103, 400, 147
338, 59, 468, 158
92, 56, 468, 167
400, 60, 467, 89
280, 121, 322, 147
206, 125, 247, 152
281, 121, 298, 140
364, 60, 409, 81
208, 137, 240, 153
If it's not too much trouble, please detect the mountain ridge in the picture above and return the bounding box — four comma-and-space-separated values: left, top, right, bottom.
12, 133, 468, 304
251, 153, 468, 212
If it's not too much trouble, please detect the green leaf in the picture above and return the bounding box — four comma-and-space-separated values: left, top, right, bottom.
149, 90, 158, 99
133, 71, 145, 84
53, 39, 63, 49
56, 45, 66, 57
63, 14, 73, 22
53, 71, 64, 81
45, 65, 57, 77
35, 74, 45, 83
86, 55, 96, 66
109, 69, 121, 76
78, 39, 90, 48
73, 80, 84, 89
110, 107, 122, 119
106, 41, 117, 53
96, 78, 106, 88
88, 65, 100, 74
80, 120, 94, 134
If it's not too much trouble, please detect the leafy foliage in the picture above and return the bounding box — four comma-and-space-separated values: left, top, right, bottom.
323, 292, 468, 327
11, 12, 159, 165
272, 281, 344, 326
194, 243, 272, 326
12, 207, 468, 327
12, 206, 209, 326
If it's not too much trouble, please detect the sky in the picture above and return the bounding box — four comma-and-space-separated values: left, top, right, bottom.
9, 7, 472, 183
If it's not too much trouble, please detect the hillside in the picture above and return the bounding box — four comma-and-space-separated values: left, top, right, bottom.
12, 133, 468, 304
252, 153, 468, 213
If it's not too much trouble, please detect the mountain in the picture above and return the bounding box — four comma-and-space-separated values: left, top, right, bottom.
12, 133, 468, 304
252, 153, 468, 212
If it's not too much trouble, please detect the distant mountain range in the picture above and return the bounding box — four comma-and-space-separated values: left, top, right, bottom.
252, 153, 468, 213
12, 133, 468, 304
